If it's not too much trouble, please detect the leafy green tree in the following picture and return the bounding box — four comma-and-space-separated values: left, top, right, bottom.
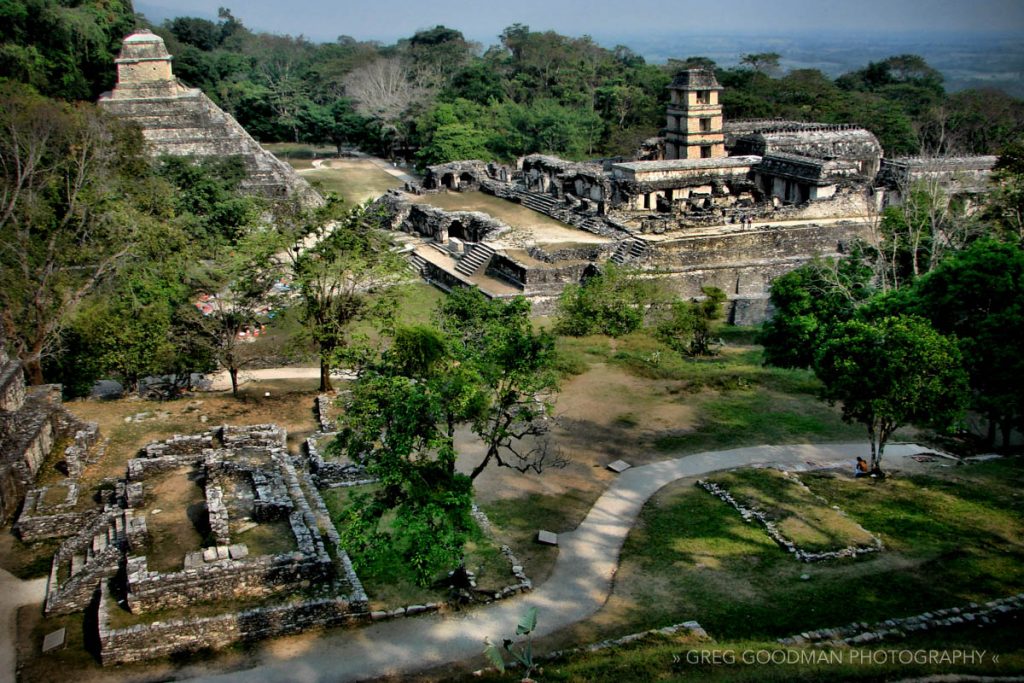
555, 264, 665, 337
986, 137, 1024, 241
278, 199, 406, 391
814, 315, 969, 469
757, 255, 874, 369
157, 155, 262, 250
0, 0, 135, 101
0, 85, 173, 383
905, 240, 1024, 448
657, 286, 727, 357
334, 290, 562, 583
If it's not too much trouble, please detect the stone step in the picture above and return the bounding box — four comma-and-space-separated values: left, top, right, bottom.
454, 244, 495, 276
408, 252, 428, 274
70, 554, 84, 576
92, 532, 107, 554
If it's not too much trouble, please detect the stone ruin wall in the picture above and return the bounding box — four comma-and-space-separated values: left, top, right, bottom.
98, 582, 368, 665
124, 551, 332, 613
15, 480, 103, 542
90, 424, 369, 664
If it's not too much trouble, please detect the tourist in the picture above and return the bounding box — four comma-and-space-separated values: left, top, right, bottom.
854, 457, 870, 478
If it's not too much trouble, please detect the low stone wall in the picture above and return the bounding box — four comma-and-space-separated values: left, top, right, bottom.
15, 481, 102, 541
125, 551, 332, 613
315, 394, 335, 432
305, 437, 372, 488
779, 593, 1024, 646
61, 421, 101, 478
697, 478, 883, 562
141, 433, 212, 458
206, 484, 231, 544
127, 454, 196, 479
98, 582, 369, 665
222, 423, 287, 449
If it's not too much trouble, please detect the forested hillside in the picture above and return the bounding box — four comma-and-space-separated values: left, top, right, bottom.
2, 3, 1022, 165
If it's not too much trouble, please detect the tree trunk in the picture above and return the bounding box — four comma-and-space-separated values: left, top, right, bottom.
23, 357, 45, 385
868, 424, 880, 470
1000, 419, 1013, 451
229, 367, 239, 397
319, 359, 333, 393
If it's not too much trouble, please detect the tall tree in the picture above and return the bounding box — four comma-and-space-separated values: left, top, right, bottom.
814, 315, 969, 469
0, 85, 169, 383
277, 199, 405, 391
334, 290, 563, 584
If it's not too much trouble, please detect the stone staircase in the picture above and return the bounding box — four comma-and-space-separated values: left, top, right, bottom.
46, 508, 147, 615
455, 243, 496, 277
610, 239, 650, 265
407, 251, 428, 276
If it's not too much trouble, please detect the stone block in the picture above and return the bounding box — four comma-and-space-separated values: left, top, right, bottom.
42, 627, 66, 652
537, 530, 558, 546
228, 544, 249, 560
203, 547, 217, 562
607, 459, 631, 473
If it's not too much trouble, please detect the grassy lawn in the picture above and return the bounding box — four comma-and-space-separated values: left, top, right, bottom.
541, 458, 1024, 665
471, 625, 1024, 682
703, 469, 878, 552
303, 159, 401, 205
554, 329, 875, 456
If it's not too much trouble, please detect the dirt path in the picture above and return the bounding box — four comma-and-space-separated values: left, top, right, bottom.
0, 568, 47, 682
198, 367, 355, 392
175, 442, 943, 683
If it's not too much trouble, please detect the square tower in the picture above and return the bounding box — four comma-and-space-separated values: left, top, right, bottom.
664, 69, 726, 161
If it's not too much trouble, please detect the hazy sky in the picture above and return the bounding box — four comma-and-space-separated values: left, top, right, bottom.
136, 0, 1024, 44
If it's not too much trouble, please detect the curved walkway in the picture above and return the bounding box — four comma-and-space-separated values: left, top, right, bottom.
180, 441, 941, 683
0, 568, 47, 682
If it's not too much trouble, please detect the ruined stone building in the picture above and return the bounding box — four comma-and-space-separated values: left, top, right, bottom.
99, 30, 321, 205
384, 68, 996, 322
0, 334, 100, 524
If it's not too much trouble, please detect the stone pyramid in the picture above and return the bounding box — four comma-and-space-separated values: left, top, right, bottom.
99, 30, 322, 205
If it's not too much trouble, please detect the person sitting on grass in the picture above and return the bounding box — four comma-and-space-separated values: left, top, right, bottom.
854, 456, 870, 478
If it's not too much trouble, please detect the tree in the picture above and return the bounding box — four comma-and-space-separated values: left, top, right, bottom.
814, 315, 969, 469
333, 290, 564, 583
343, 56, 434, 157
740, 52, 782, 76
0, 85, 170, 383
198, 230, 285, 396
986, 137, 1024, 241
435, 289, 564, 479
757, 255, 874, 369
277, 199, 406, 392
657, 286, 726, 357
905, 240, 1024, 448
555, 264, 665, 337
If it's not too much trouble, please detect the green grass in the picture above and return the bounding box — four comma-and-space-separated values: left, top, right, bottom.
304, 164, 401, 205
705, 469, 877, 552
581, 459, 1024, 647
502, 627, 1024, 682
653, 391, 867, 454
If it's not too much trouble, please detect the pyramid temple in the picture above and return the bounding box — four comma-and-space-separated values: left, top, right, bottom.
99, 30, 321, 205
